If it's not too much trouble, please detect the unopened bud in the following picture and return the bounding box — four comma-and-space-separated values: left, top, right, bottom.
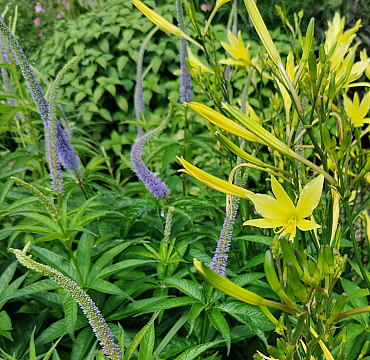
309, 50, 317, 82
327, 292, 347, 324
319, 44, 326, 64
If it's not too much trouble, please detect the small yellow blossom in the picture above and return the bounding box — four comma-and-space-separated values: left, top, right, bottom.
220, 31, 252, 67
343, 91, 370, 126
187, 48, 214, 74
244, 175, 324, 240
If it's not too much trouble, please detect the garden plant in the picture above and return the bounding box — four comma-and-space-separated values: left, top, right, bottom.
0, 0, 369, 359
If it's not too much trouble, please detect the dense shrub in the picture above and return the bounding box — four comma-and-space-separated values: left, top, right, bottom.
35, 0, 182, 142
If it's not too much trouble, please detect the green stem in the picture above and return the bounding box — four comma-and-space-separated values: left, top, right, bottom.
342, 199, 370, 294
182, 106, 188, 196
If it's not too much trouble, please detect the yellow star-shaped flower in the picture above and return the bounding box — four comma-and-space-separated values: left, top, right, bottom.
220, 30, 252, 67
244, 175, 324, 240
343, 91, 370, 127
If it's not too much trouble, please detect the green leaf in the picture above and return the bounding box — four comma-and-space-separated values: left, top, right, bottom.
174, 340, 225, 360
188, 303, 205, 337
136, 297, 199, 317
14, 212, 62, 233
163, 277, 205, 302
87, 241, 135, 285
138, 321, 155, 360
234, 235, 273, 245
0, 166, 32, 181
98, 38, 110, 53
0, 178, 13, 208
0, 311, 12, 340
76, 233, 92, 284
62, 290, 77, 340
70, 327, 95, 360
124, 311, 160, 360
6, 279, 60, 301
97, 259, 154, 278
73, 43, 85, 56
239, 253, 265, 271
89, 278, 133, 300
0, 261, 17, 297
29, 327, 36, 360
116, 95, 128, 112
206, 308, 231, 354
35, 319, 66, 346
117, 56, 128, 73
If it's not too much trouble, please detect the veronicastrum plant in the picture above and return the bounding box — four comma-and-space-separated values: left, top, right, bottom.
134, 0, 370, 358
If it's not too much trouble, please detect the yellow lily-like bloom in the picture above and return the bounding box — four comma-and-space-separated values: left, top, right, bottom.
178, 157, 254, 199
343, 91, 370, 126
204, 0, 231, 34
220, 30, 252, 67
360, 48, 370, 80
244, 175, 324, 240
132, 0, 204, 51
185, 102, 263, 144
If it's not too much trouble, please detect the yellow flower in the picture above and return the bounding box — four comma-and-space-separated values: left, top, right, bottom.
178, 157, 254, 199
204, 0, 231, 34
343, 91, 370, 126
132, 0, 204, 51
244, 175, 324, 240
360, 48, 370, 80
220, 30, 252, 67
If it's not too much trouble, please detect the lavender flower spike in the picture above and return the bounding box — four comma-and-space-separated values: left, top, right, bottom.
210, 196, 239, 277
11, 244, 122, 360
176, 0, 192, 103
131, 99, 173, 198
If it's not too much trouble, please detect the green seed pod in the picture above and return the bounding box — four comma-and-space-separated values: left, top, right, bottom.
319, 44, 326, 64
309, 50, 317, 82
288, 263, 308, 303
317, 246, 325, 279
277, 338, 287, 355
332, 333, 343, 349
359, 341, 369, 360
328, 72, 336, 100
301, 18, 315, 63
265, 250, 296, 309
324, 245, 335, 275
322, 124, 336, 155
327, 292, 347, 324
280, 238, 304, 278
267, 346, 282, 359
338, 130, 352, 159
307, 260, 316, 276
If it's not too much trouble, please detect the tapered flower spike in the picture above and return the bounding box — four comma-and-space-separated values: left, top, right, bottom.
0, 16, 80, 194
135, 26, 158, 136
244, 175, 324, 240
178, 157, 254, 198
176, 0, 192, 103
131, 100, 173, 198
11, 244, 122, 359
132, 0, 204, 51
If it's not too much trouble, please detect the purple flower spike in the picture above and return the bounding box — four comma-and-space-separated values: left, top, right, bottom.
210, 196, 239, 277
176, 0, 192, 103
131, 100, 173, 199
131, 130, 170, 198
11, 246, 122, 359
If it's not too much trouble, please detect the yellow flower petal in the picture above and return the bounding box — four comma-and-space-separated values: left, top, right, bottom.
185, 102, 262, 144
297, 218, 321, 231
243, 218, 284, 229
178, 157, 253, 199
249, 194, 293, 219
271, 176, 295, 214
296, 175, 324, 219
